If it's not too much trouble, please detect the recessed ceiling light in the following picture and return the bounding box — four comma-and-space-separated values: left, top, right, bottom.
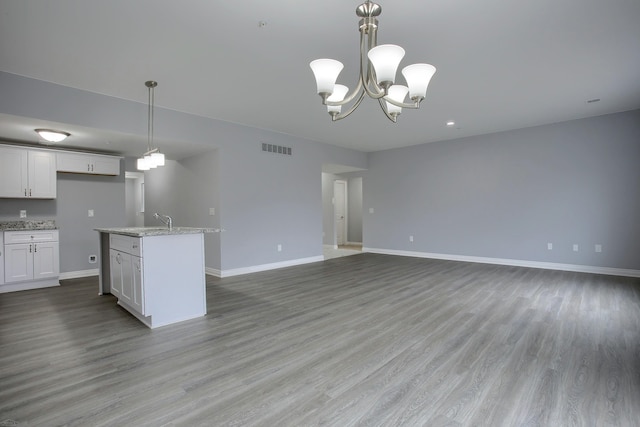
446, 120, 455, 126
35, 129, 70, 142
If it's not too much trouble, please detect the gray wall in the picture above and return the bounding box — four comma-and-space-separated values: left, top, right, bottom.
364, 109, 640, 270
0, 72, 368, 274
346, 176, 363, 243
0, 168, 126, 273
322, 172, 336, 246
144, 150, 221, 270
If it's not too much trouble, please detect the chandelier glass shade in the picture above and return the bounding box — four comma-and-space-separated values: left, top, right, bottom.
137, 80, 165, 171
310, 0, 436, 122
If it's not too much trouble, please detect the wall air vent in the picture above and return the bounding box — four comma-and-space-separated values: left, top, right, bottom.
262, 143, 292, 156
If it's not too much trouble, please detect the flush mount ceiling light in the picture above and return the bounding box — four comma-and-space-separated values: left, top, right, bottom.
137, 80, 165, 171
310, 0, 436, 123
35, 129, 70, 142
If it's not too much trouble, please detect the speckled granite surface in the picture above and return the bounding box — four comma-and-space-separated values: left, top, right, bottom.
94, 226, 219, 237
0, 220, 57, 231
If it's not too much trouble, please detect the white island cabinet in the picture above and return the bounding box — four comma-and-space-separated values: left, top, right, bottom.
96, 227, 215, 328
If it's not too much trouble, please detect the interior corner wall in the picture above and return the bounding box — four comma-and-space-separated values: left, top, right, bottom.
322, 173, 337, 246
363, 109, 640, 270
346, 176, 363, 243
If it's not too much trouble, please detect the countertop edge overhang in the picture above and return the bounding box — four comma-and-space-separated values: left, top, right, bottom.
95, 227, 219, 237
0, 220, 58, 231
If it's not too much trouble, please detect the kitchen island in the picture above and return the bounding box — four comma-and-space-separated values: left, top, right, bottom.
95, 226, 217, 328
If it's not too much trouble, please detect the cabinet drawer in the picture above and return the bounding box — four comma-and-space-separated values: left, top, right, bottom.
4, 230, 59, 244
109, 234, 141, 256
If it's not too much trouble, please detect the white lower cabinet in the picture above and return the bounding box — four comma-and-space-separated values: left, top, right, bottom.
109, 237, 145, 315
2, 230, 59, 291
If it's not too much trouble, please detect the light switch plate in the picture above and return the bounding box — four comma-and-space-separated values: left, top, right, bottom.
20, 210, 27, 218
209, 208, 215, 216
88, 209, 94, 217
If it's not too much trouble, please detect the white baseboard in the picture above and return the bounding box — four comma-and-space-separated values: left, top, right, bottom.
0, 279, 60, 293
211, 256, 324, 278
346, 241, 363, 246
363, 247, 640, 278
323, 244, 338, 250
59, 269, 99, 280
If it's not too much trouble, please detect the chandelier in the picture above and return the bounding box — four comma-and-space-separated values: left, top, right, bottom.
137, 80, 165, 171
310, 0, 436, 122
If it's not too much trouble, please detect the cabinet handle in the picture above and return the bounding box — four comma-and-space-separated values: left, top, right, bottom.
88, 164, 91, 171
29, 189, 32, 197
91, 164, 94, 172
29, 244, 32, 253
116, 253, 121, 264
24, 189, 27, 196
34, 244, 37, 253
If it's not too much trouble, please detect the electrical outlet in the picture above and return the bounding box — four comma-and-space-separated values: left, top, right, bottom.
409, 235, 414, 242
277, 244, 282, 252
573, 244, 579, 252
88, 209, 94, 217
88, 255, 97, 264
209, 208, 215, 216
595, 244, 602, 253
20, 210, 27, 218
369, 208, 374, 214
547, 243, 553, 250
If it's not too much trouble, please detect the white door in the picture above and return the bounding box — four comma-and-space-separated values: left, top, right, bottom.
334, 180, 347, 246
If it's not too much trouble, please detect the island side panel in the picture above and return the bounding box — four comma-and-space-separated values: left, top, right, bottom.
98, 231, 112, 295
142, 233, 207, 327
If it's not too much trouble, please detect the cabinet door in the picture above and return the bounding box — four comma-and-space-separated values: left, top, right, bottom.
33, 241, 59, 280
0, 146, 28, 198
28, 151, 57, 198
92, 156, 120, 175
56, 152, 92, 173
131, 257, 144, 314
4, 244, 34, 283
109, 250, 123, 298
120, 253, 134, 306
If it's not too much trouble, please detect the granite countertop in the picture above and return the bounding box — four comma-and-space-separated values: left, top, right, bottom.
0, 220, 58, 231
94, 226, 220, 237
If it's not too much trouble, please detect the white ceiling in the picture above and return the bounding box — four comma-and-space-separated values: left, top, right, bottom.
0, 0, 639, 158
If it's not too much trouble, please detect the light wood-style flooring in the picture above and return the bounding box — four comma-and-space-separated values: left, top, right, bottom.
1, 253, 640, 426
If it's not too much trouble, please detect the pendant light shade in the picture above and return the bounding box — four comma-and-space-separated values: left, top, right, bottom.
326, 84, 349, 115
367, 44, 405, 88
310, 59, 344, 96
137, 80, 165, 171
402, 63, 437, 101
385, 85, 409, 116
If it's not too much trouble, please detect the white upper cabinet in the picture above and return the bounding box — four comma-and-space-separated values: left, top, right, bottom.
0, 146, 56, 199
56, 152, 120, 176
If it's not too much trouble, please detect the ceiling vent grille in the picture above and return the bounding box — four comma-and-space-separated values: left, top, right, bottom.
262, 143, 292, 156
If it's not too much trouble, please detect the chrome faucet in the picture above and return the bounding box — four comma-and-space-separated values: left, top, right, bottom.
153, 213, 173, 230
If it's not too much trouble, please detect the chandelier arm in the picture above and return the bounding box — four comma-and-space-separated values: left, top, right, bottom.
332, 89, 367, 121
325, 76, 364, 106
383, 97, 422, 109
362, 25, 387, 99
378, 98, 398, 123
